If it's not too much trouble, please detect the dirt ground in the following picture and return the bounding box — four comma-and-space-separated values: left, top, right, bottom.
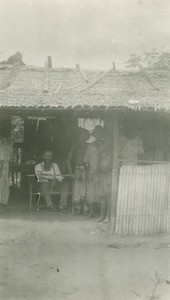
0, 210, 170, 300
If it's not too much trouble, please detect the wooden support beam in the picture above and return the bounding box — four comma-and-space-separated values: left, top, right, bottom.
109, 113, 119, 237
54, 83, 62, 94
79, 62, 115, 92
138, 63, 159, 91
71, 82, 83, 90
76, 63, 89, 83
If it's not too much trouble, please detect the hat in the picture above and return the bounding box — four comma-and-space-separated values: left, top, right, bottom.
77, 127, 90, 141
91, 125, 104, 139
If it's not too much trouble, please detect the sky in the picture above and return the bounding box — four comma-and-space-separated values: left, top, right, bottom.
0, 0, 169, 70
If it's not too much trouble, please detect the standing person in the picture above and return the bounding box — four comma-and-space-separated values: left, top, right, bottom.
84, 125, 104, 218
35, 150, 64, 211
0, 135, 13, 213
67, 127, 90, 215
95, 134, 113, 222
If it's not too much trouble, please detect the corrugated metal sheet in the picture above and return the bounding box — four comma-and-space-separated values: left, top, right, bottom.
115, 164, 170, 235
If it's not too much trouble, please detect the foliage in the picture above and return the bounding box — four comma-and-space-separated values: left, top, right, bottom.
143, 49, 160, 69
154, 52, 170, 70
125, 49, 170, 70
11, 116, 24, 143
0, 51, 25, 65
125, 54, 142, 68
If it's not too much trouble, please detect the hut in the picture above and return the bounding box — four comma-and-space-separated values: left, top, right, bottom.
0, 60, 170, 235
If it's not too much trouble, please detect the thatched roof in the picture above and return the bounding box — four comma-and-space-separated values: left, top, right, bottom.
0, 64, 170, 111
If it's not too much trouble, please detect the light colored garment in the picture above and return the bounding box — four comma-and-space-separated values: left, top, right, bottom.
38, 181, 69, 208
35, 162, 66, 208
40, 182, 53, 207
0, 139, 12, 205
35, 162, 64, 182
119, 136, 144, 164
51, 179, 70, 207
68, 143, 88, 211
73, 166, 86, 203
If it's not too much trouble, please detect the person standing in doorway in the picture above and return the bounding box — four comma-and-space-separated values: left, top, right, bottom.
83, 125, 104, 218
0, 134, 12, 213
67, 127, 90, 215
95, 134, 113, 222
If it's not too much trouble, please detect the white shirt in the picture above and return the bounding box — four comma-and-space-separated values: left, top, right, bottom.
35, 162, 64, 183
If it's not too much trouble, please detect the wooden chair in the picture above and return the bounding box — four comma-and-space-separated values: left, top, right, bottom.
27, 175, 72, 213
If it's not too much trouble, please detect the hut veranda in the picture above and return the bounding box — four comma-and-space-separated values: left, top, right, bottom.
0, 61, 170, 236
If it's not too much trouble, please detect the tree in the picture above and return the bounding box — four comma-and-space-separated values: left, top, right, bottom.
125, 49, 170, 70
153, 52, 170, 70
0, 52, 25, 66
143, 48, 159, 69
6, 52, 25, 66
124, 54, 142, 68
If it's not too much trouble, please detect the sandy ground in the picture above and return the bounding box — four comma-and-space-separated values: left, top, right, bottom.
0, 210, 170, 300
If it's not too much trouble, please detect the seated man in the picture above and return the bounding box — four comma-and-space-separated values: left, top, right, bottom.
35, 150, 64, 211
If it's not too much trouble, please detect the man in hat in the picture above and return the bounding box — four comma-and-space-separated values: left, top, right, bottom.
83, 125, 104, 218
67, 127, 90, 215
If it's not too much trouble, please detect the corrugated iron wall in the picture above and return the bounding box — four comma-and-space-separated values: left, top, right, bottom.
115, 164, 170, 235
114, 112, 170, 235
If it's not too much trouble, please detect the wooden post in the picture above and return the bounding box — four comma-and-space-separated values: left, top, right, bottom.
47, 56, 52, 69
43, 61, 50, 93
109, 112, 119, 237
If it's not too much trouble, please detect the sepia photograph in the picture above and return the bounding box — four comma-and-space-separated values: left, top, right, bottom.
0, 0, 170, 299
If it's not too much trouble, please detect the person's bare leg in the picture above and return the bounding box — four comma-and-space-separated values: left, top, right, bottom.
83, 201, 89, 216
75, 201, 83, 215
95, 198, 105, 222
103, 197, 110, 223
60, 181, 69, 212
0, 204, 6, 214
87, 203, 94, 218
